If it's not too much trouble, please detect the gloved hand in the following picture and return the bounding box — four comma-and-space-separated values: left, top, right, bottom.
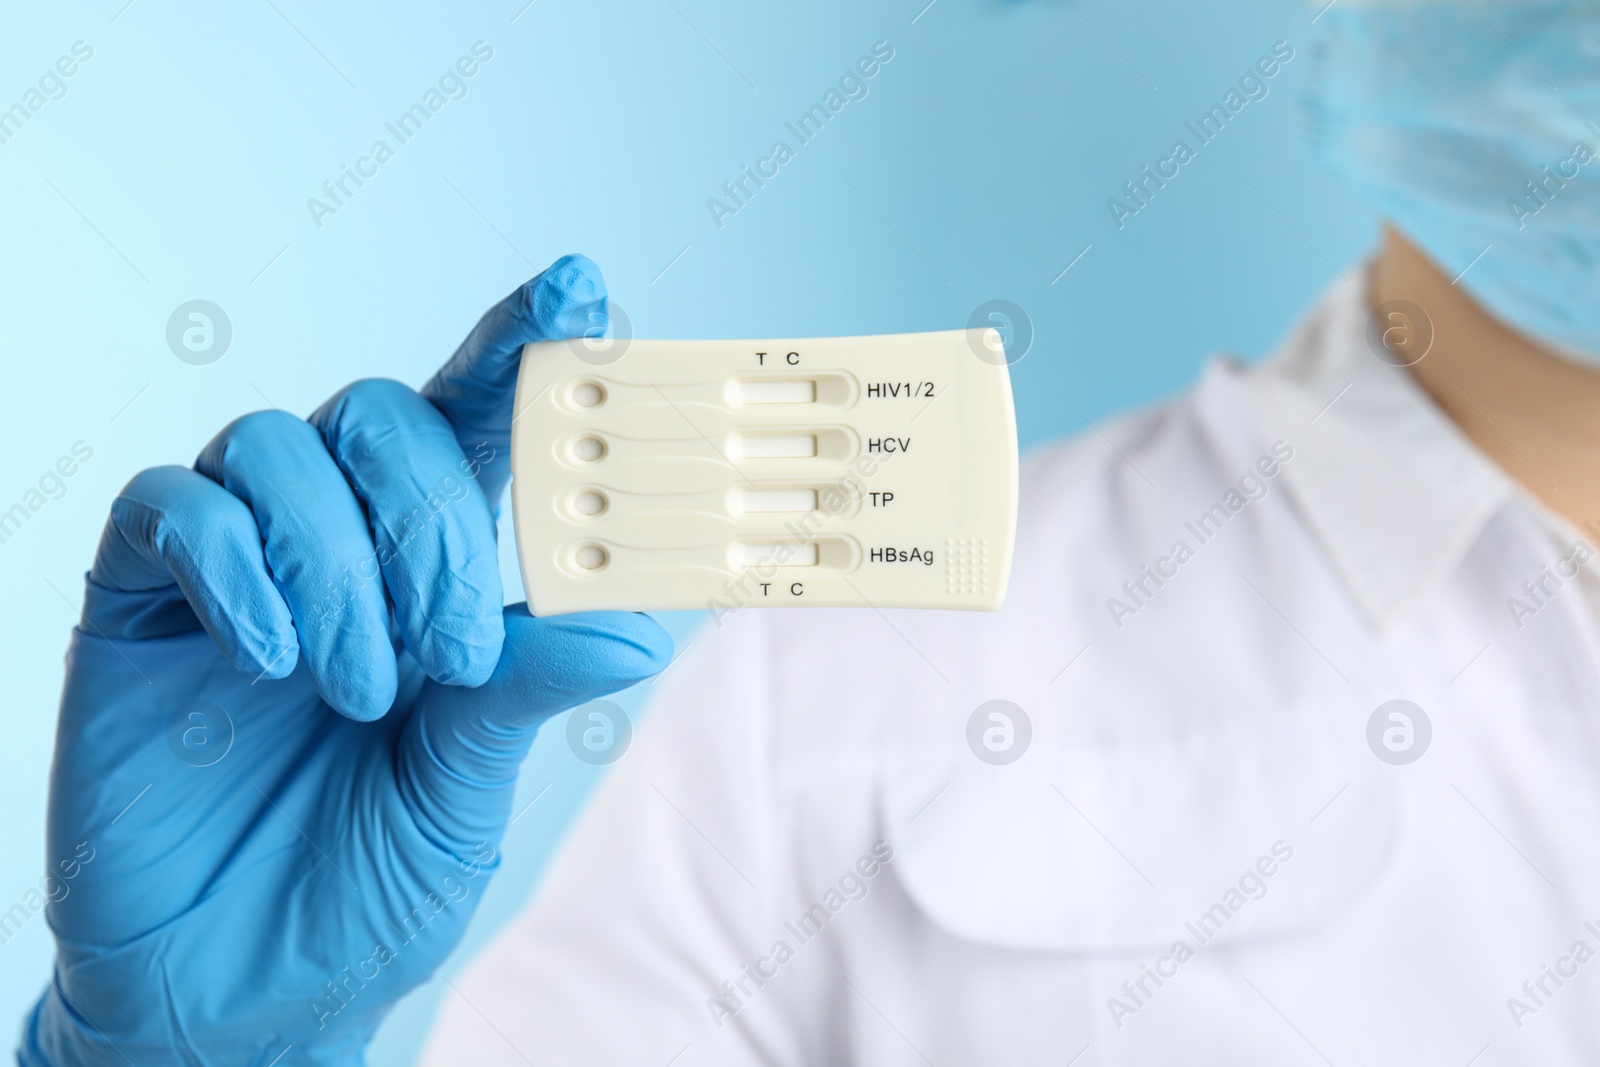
18, 255, 671, 1067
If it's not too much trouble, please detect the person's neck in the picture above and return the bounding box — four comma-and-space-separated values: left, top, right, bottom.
1373, 226, 1600, 533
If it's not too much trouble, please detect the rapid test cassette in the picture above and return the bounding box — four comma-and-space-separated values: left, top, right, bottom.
508, 328, 1018, 615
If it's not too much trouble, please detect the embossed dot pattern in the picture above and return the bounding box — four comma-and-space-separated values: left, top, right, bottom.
946, 537, 989, 595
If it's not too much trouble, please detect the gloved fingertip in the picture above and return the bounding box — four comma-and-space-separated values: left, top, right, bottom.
541, 253, 605, 296
214, 600, 299, 680
248, 641, 299, 681
418, 613, 506, 689
610, 612, 675, 679
317, 657, 400, 722
507, 606, 674, 686
329, 688, 396, 723
524, 254, 607, 339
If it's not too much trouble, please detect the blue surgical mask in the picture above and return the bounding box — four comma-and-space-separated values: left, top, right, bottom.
1310, 1, 1600, 359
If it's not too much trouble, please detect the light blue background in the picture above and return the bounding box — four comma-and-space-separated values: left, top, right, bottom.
0, 0, 1374, 1060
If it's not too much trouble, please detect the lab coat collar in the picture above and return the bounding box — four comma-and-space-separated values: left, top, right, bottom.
1235, 267, 1518, 633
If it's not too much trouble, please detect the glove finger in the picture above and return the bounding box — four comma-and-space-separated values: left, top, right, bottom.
309, 378, 504, 688
420, 254, 609, 501
87, 465, 298, 677
195, 409, 398, 721
397, 604, 671, 846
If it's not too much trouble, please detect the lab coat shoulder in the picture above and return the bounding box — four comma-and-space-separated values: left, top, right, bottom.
1014, 358, 1369, 733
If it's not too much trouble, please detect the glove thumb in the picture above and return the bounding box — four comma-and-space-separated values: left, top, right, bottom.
398, 603, 671, 848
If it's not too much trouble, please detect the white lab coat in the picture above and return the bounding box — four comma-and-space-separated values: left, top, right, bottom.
423, 274, 1600, 1065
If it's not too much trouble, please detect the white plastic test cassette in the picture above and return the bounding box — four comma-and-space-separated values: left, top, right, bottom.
508, 328, 1017, 615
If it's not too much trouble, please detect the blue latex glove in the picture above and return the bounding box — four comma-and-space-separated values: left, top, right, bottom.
19, 255, 671, 1066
